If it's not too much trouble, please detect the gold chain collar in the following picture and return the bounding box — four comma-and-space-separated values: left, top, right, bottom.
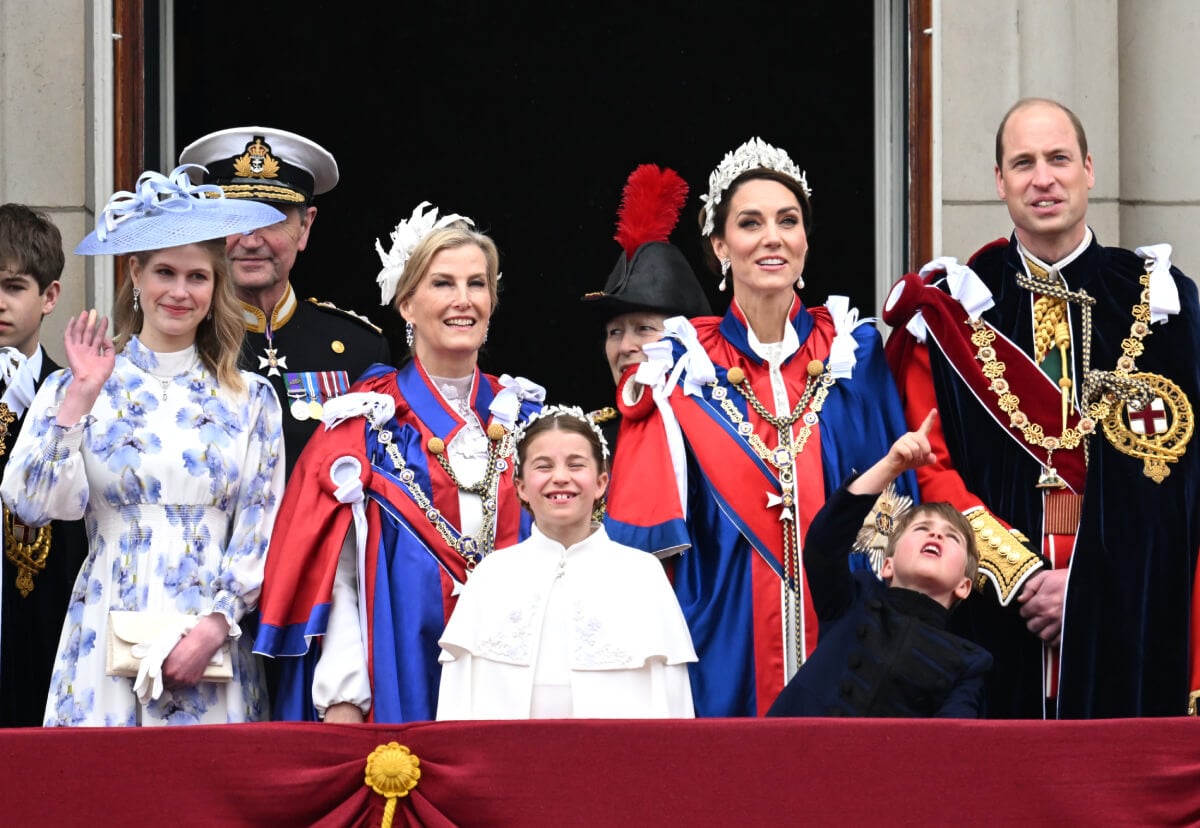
707, 359, 837, 673
367, 413, 514, 569
974, 269, 1174, 483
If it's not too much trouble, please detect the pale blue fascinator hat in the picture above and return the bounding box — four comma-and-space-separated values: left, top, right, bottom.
75, 165, 285, 256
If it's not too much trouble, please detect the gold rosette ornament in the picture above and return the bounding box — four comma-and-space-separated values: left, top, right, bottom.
365, 742, 421, 828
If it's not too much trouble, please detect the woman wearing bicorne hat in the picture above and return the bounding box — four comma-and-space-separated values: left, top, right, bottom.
580, 164, 712, 452
1, 166, 287, 725
604, 139, 917, 717
254, 203, 544, 723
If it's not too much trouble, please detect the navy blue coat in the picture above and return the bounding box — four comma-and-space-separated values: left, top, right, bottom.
767, 484, 992, 718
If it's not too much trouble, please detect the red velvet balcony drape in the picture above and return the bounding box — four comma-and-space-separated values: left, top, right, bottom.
4, 718, 1199, 826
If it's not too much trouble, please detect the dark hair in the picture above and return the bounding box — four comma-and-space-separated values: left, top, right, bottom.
0, 203, 65, 291
995, 98, 1089, 168
515, 411, 608, 477
884, 501, 979, 585
698, 169, 814, 275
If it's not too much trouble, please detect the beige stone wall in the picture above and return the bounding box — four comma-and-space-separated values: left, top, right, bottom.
3, 2, 1196, 359
0, 0, 92, 365
1117, 0, 1200, 277
939, 0, 1200, 283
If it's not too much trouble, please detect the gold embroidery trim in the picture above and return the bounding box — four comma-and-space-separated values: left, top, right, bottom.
964, 507, 1043, 606
218, 184, 306, 203
4, 507, 51, 597
0, 402, 15, 457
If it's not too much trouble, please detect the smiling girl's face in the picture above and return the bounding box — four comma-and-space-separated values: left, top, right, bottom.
515, 422, 608, 548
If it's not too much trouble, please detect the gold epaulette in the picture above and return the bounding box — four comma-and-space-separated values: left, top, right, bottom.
1189, 690, 1199, 716
964, 507, 1044, 606
589, 406, 618, 424
306, 298, 384, 334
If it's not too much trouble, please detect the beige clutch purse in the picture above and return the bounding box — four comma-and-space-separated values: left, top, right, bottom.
105, 611, 233, 682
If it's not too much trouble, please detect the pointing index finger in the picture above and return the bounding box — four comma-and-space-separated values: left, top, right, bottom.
917, 408, 938, 437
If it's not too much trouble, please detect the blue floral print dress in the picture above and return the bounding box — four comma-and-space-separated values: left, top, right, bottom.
0, 337, 284, 726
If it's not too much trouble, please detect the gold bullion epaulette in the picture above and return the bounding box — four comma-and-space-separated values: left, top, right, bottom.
964, 507, 1044, 606
306, 298, 383, 334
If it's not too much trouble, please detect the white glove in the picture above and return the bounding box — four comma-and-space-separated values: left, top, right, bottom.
131, 625, 189, 704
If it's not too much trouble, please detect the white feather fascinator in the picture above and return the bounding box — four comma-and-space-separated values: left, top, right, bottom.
375, 201, 473, 305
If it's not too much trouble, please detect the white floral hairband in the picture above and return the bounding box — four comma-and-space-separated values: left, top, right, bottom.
512, 404, 611, 468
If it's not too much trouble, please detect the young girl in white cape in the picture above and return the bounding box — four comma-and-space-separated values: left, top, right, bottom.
436, 405, 696, 719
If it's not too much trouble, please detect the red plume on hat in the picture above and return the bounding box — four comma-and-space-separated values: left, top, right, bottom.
581, 163, 710, 322
614, 164, 689, 259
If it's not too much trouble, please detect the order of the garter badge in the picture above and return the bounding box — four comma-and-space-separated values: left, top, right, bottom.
1099, 372, 1193, 483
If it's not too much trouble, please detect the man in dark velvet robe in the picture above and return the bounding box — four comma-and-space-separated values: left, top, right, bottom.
882, 98, 1200, 718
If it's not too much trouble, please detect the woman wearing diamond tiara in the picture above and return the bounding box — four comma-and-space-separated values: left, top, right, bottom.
1, 166, 287, 725
605, 138, 917, 717
255, 202, 545, 723
436, 405, 696, 719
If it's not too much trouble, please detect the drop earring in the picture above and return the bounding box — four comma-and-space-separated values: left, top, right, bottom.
405, 321, 414, 349
132, 287, 141, 313
795, 274, 805, 290
719, 258, 730, 292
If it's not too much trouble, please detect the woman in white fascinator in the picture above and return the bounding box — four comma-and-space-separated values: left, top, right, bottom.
255, 203, 545, 723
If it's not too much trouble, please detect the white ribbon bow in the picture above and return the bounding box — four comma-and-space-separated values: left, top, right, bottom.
630, 338, 690, 533
490, 375, 547, 430
0, 347, 34, 416
97, 165, 223, 242
661, 316, 715, 397
900, 256, 996, 341
322, 392, 397, 432
329, 455, 375, 636
1135, 243, 1180, 324
633, 341, 673, 391
923, 256, 995, 321
825, 296, 876, 380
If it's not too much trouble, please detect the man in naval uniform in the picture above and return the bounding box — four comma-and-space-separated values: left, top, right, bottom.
179, 127, 391, 478
883, 98, 1200, 718
0, 204, 87, 726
